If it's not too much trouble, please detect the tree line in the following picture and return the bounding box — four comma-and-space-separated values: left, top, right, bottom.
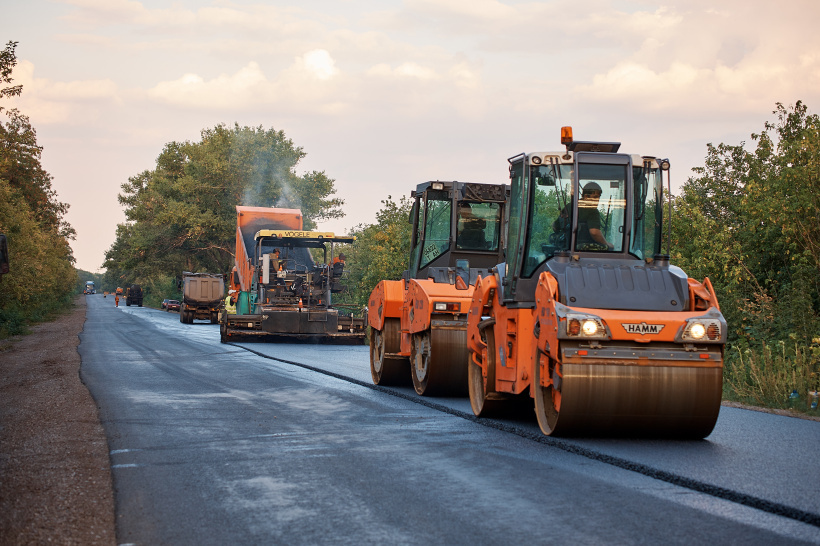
0, 41, 76, 337
102, 123, 344, 306
671, 102, 819, 408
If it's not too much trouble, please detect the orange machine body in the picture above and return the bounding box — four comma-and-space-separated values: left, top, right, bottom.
468, 272, 724, 399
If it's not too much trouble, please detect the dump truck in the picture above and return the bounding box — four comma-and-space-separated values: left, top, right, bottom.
125, 283, 143, 306
180, 272, 225, 324
219, 205, 365, 342
368, 181, 508, 395
84, 281, 96, 294
466, 127, 726, 438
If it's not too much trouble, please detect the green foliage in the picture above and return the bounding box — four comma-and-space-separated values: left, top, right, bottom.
75, 269, 104, 294
103, 123, 344, 300
725, 339, 820, 413
0, 41, 76, 338
672, 101, 820, 410
340, 196, 413, 308
0, 180, 77, 337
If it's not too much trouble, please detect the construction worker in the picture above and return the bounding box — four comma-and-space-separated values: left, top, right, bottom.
114, 293, 119, 307
552, 182, 613, 251
576, 182, 613, 250
224, 289, 238, 314
332, 253, 346, 266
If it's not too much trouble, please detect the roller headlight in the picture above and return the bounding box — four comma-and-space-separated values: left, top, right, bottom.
565, 314, 608, 339
689, 323, 706, 340
682, 319, 721, 341
582, 319, 599, 336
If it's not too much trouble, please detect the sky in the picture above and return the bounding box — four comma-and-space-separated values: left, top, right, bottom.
3, 0, 820, 273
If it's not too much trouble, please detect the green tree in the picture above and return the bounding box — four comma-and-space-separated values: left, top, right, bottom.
673, 101, 820, 346
672, 101, 820, 408
0, 40, 76, 337
104, 124, 344, 296
342, 196, 413, 308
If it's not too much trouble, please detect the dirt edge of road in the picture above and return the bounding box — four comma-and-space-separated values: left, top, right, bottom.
0, 295, 116, 545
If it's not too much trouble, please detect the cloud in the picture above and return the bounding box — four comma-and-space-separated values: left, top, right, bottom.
146, 51, 342, 111
367, 62, 438, 80
298, 50, 339, 81
147, 62, 269, 110
6, 60, 120, 124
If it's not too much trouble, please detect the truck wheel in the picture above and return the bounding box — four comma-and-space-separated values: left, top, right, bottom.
180, 310, 187, 323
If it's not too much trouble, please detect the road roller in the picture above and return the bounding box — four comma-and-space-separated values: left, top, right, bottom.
466, 127, 726, 437
368, 181, 508, 395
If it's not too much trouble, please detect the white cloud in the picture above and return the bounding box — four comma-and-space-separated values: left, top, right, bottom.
367, 62, 438, 80
299, 50, 339, 81
147, 62, 269, 109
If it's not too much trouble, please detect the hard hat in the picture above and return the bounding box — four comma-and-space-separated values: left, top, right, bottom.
229, 289, 237, 294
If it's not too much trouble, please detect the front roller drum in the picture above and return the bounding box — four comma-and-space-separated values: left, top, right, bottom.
534, 358, 723, 439
411, 327, 468, 396
370, 318, 410, 386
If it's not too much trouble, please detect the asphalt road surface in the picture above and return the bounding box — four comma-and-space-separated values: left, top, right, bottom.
80, 296, 820, 545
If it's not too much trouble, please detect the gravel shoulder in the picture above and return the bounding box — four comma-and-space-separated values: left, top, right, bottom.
0, 295, 115, 545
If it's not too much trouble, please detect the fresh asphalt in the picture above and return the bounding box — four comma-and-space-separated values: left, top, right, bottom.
79, 295, 820, 544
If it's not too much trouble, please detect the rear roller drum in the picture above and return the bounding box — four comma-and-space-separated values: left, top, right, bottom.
411, 327, 468, 396
468, 324, 502, 416
370, 318, 409, 386
533, 348, 561, 436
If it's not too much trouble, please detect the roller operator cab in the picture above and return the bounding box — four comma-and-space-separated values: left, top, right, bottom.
467, 127, 726, 438
368, 181, 508, 396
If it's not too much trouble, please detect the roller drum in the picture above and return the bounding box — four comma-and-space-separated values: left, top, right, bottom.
545, 363, 722, 438
411, 327, 468, 396
370, 318, 410, 386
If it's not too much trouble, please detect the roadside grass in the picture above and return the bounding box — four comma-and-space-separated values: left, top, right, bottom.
0, 292, 77, 340
724, 339, 820, 416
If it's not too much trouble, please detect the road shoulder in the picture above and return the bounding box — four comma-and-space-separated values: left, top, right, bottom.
0, 295, 116, 545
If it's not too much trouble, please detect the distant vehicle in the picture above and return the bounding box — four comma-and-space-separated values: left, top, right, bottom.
125, 284, 143, 307
180, 272, 224, 324
166, 300, 180, 312
84, 281, 96, 294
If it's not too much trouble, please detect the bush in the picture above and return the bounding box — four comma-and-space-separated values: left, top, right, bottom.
725, 339, 820, 413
